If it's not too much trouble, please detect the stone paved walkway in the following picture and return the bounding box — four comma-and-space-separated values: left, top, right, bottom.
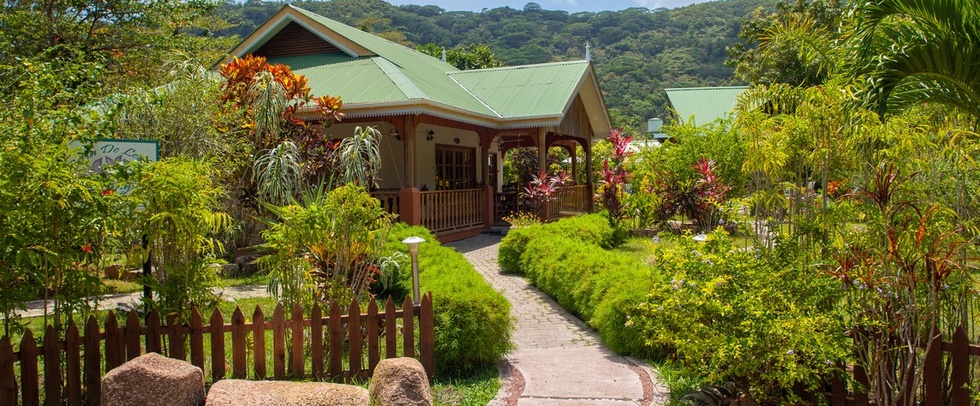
18, 285, 268, 318
449, 234, 668, 406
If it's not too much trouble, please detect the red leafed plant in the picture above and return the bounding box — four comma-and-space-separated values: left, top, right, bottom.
601, 128, 632, 234
522, 170, 571, 221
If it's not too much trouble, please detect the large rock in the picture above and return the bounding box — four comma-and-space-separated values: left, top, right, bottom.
101, 352, 205, 406
205, 380, 369, 406
369, 358, 433, 406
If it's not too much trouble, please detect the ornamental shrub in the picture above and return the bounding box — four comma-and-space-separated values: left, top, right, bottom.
628, 231, 848, 402
386, 224, 513, 375
519, 234, 657, 357
498, 213, 614, 274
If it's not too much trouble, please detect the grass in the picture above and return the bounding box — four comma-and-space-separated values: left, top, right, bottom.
651, 359, 704, 405
431, 364, 500, 406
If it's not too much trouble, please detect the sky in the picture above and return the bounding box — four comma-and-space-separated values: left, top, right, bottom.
383, 0, 710, 13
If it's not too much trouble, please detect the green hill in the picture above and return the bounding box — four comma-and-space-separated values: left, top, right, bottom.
215, 0, 775, 130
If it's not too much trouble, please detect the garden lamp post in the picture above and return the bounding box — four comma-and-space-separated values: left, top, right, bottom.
402, 236, 425, 306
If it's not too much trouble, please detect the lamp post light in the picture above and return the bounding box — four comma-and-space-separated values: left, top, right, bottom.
402, 236, 425, 306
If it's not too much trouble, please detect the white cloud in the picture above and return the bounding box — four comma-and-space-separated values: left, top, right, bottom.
633, 0, 663, 8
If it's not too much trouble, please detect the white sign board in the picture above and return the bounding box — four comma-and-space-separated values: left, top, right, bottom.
87, 139, 159, 172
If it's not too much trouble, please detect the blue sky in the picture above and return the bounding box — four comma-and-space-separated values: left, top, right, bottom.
384, 0, 709, 13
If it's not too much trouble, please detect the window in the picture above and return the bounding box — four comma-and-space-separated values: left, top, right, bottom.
435, 145, 476, 190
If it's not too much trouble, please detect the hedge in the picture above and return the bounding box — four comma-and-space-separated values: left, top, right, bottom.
386, 224, 513, 375
504, 215, 658, 357
498, 213, 615, 274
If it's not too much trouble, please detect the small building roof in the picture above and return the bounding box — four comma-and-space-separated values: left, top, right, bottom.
665, 86, 748, 127
218, 5, 612, 137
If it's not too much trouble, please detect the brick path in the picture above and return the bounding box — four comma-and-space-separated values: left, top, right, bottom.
449, 234, 668, 406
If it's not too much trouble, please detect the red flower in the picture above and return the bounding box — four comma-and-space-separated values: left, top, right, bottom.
81, 244, 93, 254
102, 189, 113, 197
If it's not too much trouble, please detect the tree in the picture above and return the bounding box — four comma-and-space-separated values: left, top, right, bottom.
848, 0, 980, 120
416, 43, 504, 70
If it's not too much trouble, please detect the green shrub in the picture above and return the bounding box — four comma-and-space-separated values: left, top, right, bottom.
498, 213, 615, 274
519, 234, 657, 357
628, 231, 848, 401
386, 224, 513, 375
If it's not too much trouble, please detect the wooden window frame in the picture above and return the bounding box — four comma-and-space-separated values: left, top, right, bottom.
434, 145, 477, 190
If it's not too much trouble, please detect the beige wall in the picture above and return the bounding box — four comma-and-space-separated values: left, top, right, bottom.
415, 124, 482, 190
325, 122, 404, 190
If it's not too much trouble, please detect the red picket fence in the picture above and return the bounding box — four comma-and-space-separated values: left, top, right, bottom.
0, 294, 434, 406
823, 324, 977, 406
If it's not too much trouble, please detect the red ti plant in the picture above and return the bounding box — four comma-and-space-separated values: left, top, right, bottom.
601, 128, 632, 231
523, 170, 571, 221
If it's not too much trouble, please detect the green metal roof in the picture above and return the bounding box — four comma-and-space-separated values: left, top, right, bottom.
665, 86, 748, 126
449, 61, 590, 118
236, 5, 603, 125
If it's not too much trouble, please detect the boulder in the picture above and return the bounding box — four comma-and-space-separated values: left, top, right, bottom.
234, 255, 259, 275
205, 380, 369, 406
369, 357, 433, 406
101, 352, 204, 406
104, 264, 123, 280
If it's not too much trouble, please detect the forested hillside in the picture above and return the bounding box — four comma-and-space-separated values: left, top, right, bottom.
215, 0, 775, 130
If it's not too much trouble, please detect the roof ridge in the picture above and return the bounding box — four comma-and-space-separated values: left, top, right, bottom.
447, 75, 503, 118
372, 58, 427, 100
449, 60, 588, 76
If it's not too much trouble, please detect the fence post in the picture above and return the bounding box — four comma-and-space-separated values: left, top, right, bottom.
402, 296, 415, 359
367, 300, 380, 375
252, 306, 266, 380
190, 308, 204, 372
0, 337, 17, 406
125, 311, 141, 361
65, 322, 82, 406
146, 310, 161, 354
384, 298, 397, 359
290, 304, 304, 378
84, 317, 101, 406
348, 299, 362, 378
950, 326, 969, 406
20, 330, 38, 406
209, 308, 225, 381
419, 293, 435, 377
104, 312, 119, 372
42, 325, 60, 406
231, 307, 246, 379
923, 326, 943, 406
328, 301, 343, 380
272, 304, 285, 380
166, 313, 184, 360
311, 304, 324, 380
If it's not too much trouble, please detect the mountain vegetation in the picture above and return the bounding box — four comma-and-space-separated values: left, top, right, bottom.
213, 0, 778, 131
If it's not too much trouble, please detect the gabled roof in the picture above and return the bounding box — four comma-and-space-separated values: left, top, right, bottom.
218, 5, 612, 137
665, 86, 748, 127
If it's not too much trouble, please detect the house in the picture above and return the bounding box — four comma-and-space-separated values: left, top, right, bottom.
218, 5, 612, 242
664, 86, 748, 127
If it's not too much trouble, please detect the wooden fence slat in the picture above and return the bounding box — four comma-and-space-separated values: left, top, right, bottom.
252, 306, 266, 380
210, 308, 225, 381
311, 304, 323, 380
190, 308, 204, 371
384, 297, 396, 359
329, 301, 343, 380
0, 337, 17, 406
852, 359, 869, 406
950, 326, 969, 406
419, 293, 435, 376
367, 300, 379, 375
348, 299, 362, 377
104, 312, 120, 373
66, 322, 82, 406
402, 296, 415, 358
20, 329, 39, 406
830, 366, 845, 406
125, 311, 140, 361
291, 304, 304, 378
166, 313, 184, 360
231, 307, 246, 379
272, 304, 285, 380
84, 317, 101, 406
146, 310, 161, 354
43, 325, 61, 406
924, 326, 942, 406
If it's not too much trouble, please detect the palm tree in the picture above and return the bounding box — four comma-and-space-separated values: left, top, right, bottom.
849, 0, 980, 121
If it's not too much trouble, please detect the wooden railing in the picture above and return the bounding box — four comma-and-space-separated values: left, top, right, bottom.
546, 185, 592, 221
0, 295, 434, 406
369, 190, 400, 215
421, 189, 485, 233
822, 325, 976, 406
